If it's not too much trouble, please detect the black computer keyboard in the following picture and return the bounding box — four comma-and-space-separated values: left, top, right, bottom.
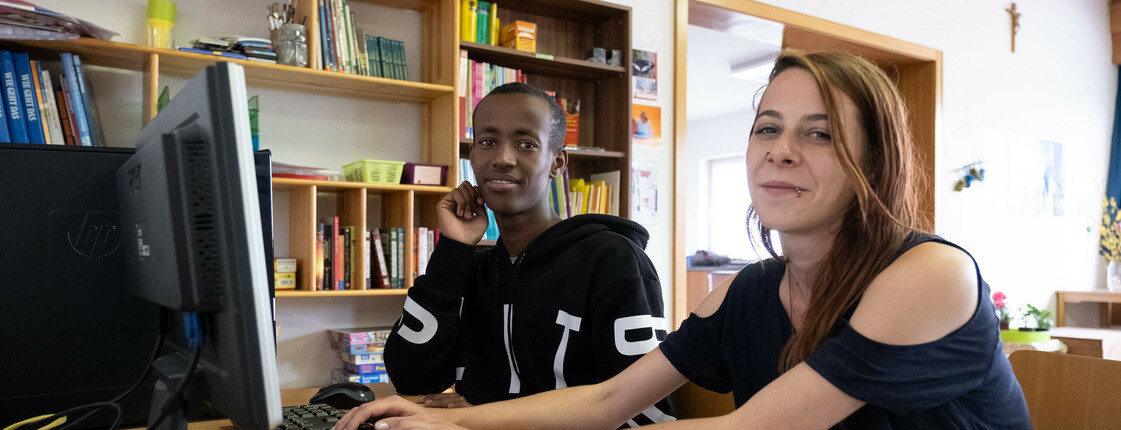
279, 403, 374, 430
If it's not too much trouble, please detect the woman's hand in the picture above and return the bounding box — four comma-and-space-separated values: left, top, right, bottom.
436, 181, 489, 245
421, 393, 472, 408
335, 396, 455, 430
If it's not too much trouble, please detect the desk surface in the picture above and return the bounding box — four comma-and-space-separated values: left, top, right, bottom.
142, 383, 416, 430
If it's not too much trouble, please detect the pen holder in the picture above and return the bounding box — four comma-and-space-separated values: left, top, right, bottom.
273, 23, 307, 67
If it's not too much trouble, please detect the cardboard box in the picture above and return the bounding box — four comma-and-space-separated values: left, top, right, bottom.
500, 20, 536, 53
275, 272, 296, 289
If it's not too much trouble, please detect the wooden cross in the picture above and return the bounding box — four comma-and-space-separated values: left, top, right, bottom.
1006, 3, 1021, 53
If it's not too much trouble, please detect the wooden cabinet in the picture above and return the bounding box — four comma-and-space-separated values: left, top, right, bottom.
458, 0, 633, 216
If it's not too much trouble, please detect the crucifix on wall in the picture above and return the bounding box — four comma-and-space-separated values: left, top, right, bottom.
1006, 2, 1021, 53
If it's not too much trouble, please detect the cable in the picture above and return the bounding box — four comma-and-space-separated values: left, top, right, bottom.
146, 343, 202, 430
12, 403, 119, 430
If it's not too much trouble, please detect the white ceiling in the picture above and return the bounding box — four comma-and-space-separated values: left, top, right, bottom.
686, 24, 782, 121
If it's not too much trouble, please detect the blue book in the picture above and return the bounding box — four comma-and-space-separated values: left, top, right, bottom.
175, 47, 247, 60
13, 53, 44, 144
0, 51, 27, 143
0, 59, 11, 142
60, 53, 91, 146
71, 56, 104, 146
319, 0, 329, 69
323, 0, 336, 71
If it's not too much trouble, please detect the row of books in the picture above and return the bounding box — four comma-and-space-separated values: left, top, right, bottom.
0, 50, 103, 146
313, 219, 439, 290
458, 158, 500, 241
458, 50, 527, 139
459, 1, 499, 45
328, 327, 391, 384
542, 171, 620, 219
316, 0, 409, 80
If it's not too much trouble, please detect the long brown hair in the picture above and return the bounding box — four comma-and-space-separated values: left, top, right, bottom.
747, 50, 931, 371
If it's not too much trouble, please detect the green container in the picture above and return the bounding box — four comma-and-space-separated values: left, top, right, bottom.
999, 329, 1050, 343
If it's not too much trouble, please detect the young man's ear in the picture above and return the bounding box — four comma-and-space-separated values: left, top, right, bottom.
550, 148, 568, 178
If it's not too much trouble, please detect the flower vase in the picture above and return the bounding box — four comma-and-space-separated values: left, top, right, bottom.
1108, 260, 1121, 292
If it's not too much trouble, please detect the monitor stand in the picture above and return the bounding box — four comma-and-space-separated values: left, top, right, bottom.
148, 353, 206, 430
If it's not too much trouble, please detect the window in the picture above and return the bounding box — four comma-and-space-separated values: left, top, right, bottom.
704, 156, 776, 260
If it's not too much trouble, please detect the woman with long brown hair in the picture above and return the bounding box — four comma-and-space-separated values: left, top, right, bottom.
337, 50, 1032, 429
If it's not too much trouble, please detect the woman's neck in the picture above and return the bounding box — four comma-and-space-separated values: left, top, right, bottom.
778, 227, 837, 285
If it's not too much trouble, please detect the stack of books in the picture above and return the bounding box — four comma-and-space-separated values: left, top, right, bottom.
328, 327, 391, 384
0, 50, 105, 146
458, 50, 527, 139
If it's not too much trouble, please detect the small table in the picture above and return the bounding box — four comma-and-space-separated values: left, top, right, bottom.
1055, 290, 1121, 327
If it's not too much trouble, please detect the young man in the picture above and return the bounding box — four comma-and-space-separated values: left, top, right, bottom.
384, 82, 674, 426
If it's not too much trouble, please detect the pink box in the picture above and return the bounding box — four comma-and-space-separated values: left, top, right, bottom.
402, 163, 448, 185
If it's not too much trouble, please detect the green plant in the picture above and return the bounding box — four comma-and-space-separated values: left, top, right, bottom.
1021, 304, 1053, 330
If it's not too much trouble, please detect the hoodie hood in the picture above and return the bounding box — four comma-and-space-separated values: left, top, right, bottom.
499, 214, 649, 266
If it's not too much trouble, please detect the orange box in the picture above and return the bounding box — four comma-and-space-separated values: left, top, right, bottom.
500, 20, 536, 53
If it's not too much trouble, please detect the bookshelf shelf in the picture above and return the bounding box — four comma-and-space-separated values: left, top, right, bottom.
276, 289, 409, 298
460, 41, 625, 80
13, 38, 455, 103
272, 177, 453, 194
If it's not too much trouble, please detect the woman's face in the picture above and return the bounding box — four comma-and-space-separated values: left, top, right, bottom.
747, 68, 865, 235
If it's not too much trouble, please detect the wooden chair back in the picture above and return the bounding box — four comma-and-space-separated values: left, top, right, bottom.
1008, 350, 1121, 429
670, 381, 735, 419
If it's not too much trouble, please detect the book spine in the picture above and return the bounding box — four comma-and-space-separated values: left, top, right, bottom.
13, 53, 43, 144
71, 56, 104, 146
315, 222, 325, 290
1, 51, 27, 143
30, 61, 52, 144
341, 0, 354, 74
417, 227, 428, 276
342, 225, 352, 289
488, 2, 498, 45
364, 229, 371, 288
397, 227, 405, 288
372, 227, 389, 288
476, 1, 489, 44
388, 228, 398, 288
356, 28, 368, 76
396, 39, 407, 81
365, 35, 380, 78
60, 54, 90, 146
0, 54, 10, 143
54, 89, 72, 145
460, 0, 477, 42
333, 216, 342, 290
318, 0, 330, 70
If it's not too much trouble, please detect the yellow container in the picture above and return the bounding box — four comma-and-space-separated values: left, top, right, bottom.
343, 159, 405, 184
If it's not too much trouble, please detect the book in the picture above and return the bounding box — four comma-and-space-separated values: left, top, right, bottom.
318, 0, 330, 70
323, 221, 333, 290
71, 56, 104, 146
332, 216, 342, 290
333, 342, 384, 355
488, 2, 498, 45
60, 53, 90, 146
339, 351, 385, 365
275, 258, 297, 273
30, 61, 55, 145
271, 172, 329, 181
371, 227, 390, 288
343, 362, 386, 375
364, 34, 382, 78
176, 47, 247, 59
345, 224, 359, 289
341, 225, 351, 289
396, 227, 405, 288
13, 53, 43, 144
590, 171, 621, 216
329, 327, 391, 346
331, 369, 390, 384
459, 0, 476, 42
1, 51, 27, 143
389, 227, 398, 288
275, 272, 296, 289
315, 222, 326, 290
417, 227, 428, 276
54, 89, 72, 145
476, 1, 489, 45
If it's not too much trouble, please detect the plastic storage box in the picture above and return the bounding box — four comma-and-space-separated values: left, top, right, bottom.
343, 159, 405, 184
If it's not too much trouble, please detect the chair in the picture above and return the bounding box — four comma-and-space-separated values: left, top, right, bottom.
670, 381, 735, 419
1008, 350, 1121, 429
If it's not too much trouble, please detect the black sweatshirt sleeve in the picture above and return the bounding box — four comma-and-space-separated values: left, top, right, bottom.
589, 248, 677, 426
384, 237, 477, 395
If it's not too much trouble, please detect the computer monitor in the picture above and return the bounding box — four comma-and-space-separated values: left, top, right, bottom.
116, 62, 281, 429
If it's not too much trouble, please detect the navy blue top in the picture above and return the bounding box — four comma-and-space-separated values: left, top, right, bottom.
660, 235, 1031, 429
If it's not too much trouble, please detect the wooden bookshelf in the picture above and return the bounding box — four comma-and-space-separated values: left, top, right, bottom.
458, 0, 632, 217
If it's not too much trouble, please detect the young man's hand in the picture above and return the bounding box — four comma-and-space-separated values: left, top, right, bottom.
437, 181, 489, 245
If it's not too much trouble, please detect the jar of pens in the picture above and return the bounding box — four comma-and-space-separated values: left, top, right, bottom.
269, 1, 307, 67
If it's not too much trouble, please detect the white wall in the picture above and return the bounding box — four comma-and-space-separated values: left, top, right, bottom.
750, 0, 1117, 318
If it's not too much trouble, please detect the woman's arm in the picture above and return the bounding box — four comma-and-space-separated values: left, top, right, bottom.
338, 349, 687, 430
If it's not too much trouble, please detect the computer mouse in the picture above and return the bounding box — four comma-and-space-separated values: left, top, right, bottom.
309, 381, 377, 409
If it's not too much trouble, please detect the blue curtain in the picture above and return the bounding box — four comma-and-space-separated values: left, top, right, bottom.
1108, 66, 1121, 201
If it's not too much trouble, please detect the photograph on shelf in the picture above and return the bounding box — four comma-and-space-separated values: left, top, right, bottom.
632, 48, 657, 101
630, 159, 659, 225
631, 103, 661, 148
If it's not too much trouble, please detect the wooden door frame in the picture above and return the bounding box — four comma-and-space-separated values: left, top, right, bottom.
672, 0, 943, 326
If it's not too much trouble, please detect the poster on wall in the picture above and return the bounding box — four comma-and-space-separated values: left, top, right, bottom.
1009, 139, 1065, 216
631, 159, 659, 225
632, 48, 657, 101
631, 103, 661, 148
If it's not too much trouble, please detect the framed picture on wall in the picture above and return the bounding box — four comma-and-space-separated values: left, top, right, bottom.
633, 48, 657, 101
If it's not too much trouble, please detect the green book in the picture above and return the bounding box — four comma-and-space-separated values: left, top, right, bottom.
364, 34, 381, 77
476, 1, 489, 44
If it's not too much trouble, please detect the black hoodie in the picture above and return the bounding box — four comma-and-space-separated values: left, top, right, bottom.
386, 214, 675, 426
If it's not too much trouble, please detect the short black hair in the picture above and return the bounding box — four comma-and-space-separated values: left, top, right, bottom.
476, 82, 567, 151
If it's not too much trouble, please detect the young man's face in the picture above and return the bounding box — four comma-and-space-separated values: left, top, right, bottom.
470, 93, 566, 216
